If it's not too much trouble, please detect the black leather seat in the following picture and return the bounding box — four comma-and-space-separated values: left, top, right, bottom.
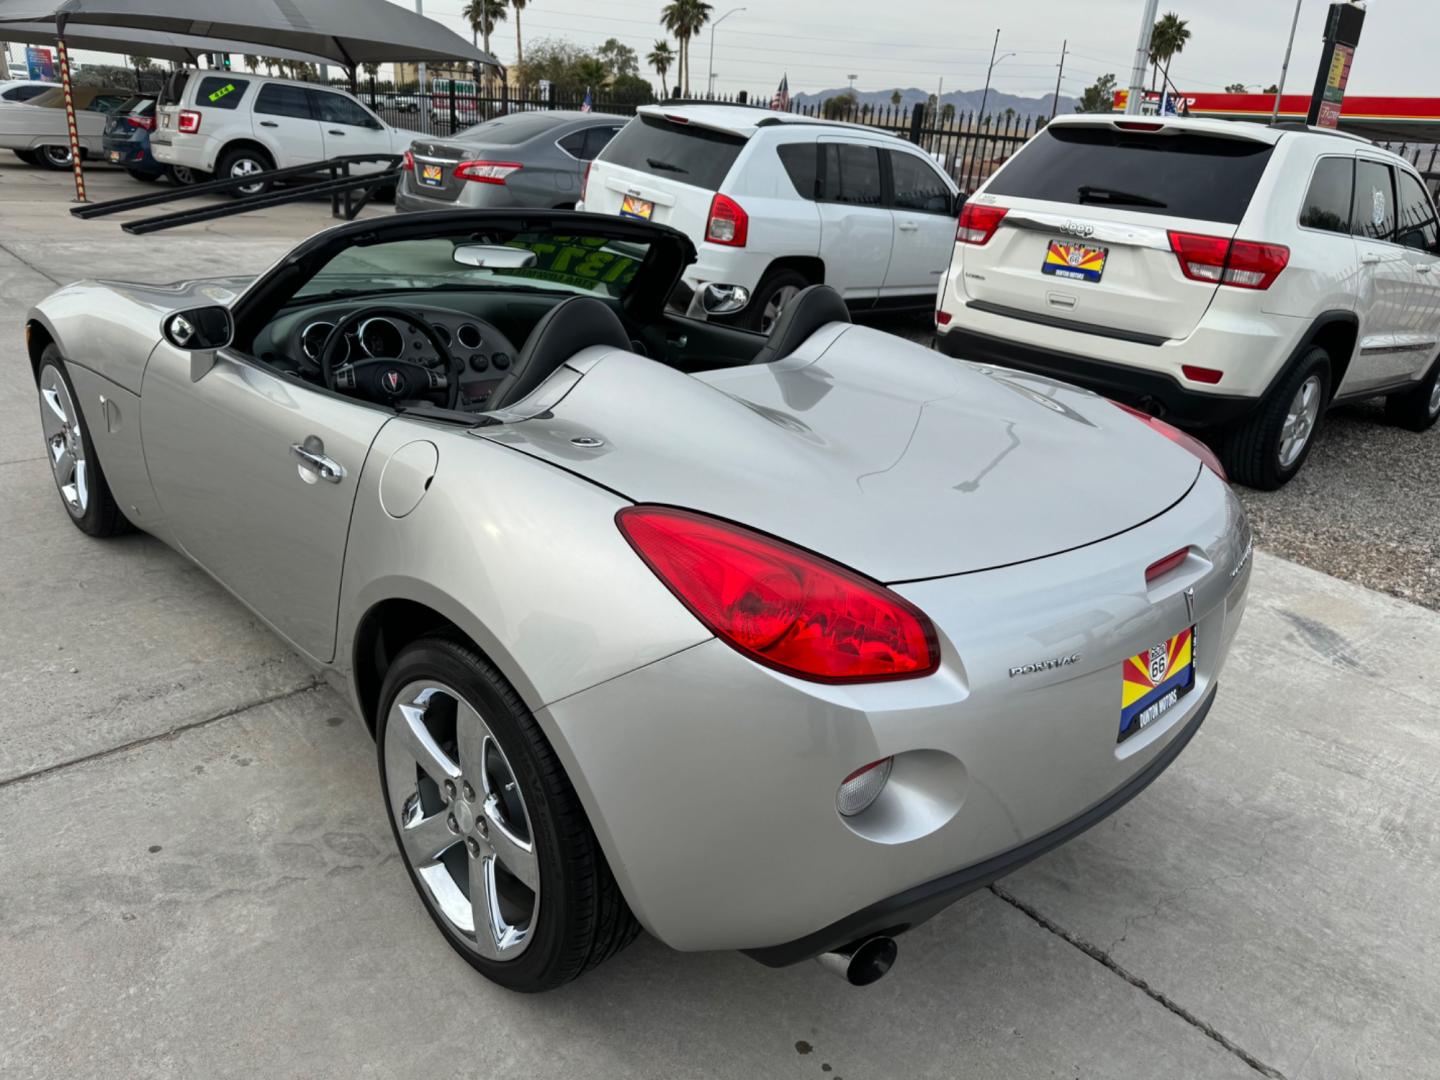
488, 297, 633, 410
748, 284, 851, 366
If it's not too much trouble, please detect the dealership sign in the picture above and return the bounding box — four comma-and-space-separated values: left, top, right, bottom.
25, 45, 54, 81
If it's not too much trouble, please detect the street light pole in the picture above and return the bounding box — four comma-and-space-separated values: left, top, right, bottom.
707, 7, 746, 97
1125, 0, 1161, 114
1051, 39, 1067, 120
415, 0, 426, 96
1271, 0, 1304, 124
978, 29, 999, 123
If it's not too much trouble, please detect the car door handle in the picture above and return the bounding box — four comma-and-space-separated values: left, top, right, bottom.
897, 221, 919, 232
291, 439, 346, 483
328, 129, 346, 136
1360, 253, 1383, 265
1417, 264, 1433, 274
259, 120, 278, 128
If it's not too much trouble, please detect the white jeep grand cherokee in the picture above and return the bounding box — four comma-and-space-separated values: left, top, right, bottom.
936, 115, 1440, 488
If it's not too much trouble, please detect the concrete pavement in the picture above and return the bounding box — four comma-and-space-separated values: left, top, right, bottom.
2, 158, 1437, 1079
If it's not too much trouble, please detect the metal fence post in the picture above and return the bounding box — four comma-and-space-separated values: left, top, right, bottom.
448, 79, 456, 131
908, 102, 925, 145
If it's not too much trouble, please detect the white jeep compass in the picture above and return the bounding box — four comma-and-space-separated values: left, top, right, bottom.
936, 115, 1440, 488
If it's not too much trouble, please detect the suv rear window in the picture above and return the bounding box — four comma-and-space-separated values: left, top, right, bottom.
599, 115, 745, 190
195, 76, 248, 110
984, 125, 1275, 225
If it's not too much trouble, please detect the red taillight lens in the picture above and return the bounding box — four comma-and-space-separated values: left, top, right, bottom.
1167, 231, 1289, 290
706, 193, 748, 246
126, 114, 157, 131
1181, 364, 1224, 385
1113, 401, 1228, 482
616, 506, 940, 683
401, 149, 415, 172
1115, 120, 1165, 132
956, 202, 1007, 245
935, 310, 952, 326
176, 109, 201, 134
1145, 548, 1190, 582
454, 160, 522, 184
580, 160, 592, 202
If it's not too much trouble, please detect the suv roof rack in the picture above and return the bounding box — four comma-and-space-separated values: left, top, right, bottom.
656, 98, 772, 110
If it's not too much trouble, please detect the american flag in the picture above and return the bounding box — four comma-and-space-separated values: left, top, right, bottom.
581, 88, 593, 113
770, 74, 790, 111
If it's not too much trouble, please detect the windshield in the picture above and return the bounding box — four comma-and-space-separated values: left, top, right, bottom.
294, 231, 653, 303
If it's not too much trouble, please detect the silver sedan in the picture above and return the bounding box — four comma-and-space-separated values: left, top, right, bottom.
24, 210, 1252, 992
396, 111, 625, 213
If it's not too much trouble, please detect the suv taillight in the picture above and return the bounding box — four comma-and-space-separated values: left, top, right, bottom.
176, 110, 201, 134
617, 506, 939, 683
126, 114, 156, 131
706, 193, 748, 246
454, 160, 522, 184
1168, 231, 1290, 290
956, 202, 1007, 245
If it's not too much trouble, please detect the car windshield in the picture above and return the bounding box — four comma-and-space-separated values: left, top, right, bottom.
292, 231, 653, 303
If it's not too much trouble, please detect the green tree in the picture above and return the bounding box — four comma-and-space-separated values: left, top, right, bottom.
610, 73, 655, 105
661, 0, 712, 95
131, 55, 153, 71
243, 55, 260, 74
1148, 11, 1190, 93
823, 89, 858, 119
940, 101, 955, 125
647, 40, 675, 98
362, 61, 380, 80
576, 56, 607, 88
1263, 83, 1279, 94
1075, 72, 1117, 113
597, 37, 638, 78
890, 88, 902, 107
1225, 82, 1248, 93
512, 0, 528, 75
462, 0, 507, 67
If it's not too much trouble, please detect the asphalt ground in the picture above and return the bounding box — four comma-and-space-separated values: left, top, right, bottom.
3, 158, 1438, 1079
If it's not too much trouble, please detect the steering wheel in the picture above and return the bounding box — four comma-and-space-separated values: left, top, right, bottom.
318, 307, 459, 409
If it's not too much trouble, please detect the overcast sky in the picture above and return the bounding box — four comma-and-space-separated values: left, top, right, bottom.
14, 0, 1432, 99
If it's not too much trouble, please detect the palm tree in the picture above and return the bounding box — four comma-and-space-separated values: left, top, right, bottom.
889, 89, 902, 107
462, 0, 507, 93
648, 40, 674, 99
1148, 12, 1190, 94
511, 0, 528, 76
940, 102, 955, 125
243, 55, 259, 74
661, 0, 712, 96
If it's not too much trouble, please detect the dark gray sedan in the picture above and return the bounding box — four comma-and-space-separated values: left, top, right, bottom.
396, 110, 625, 213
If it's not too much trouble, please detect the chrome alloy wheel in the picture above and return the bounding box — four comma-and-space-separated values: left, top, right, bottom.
1279, 374, 1322, 469
230, 157, 265, 194
38, 364, 88, 516
41, 144, 73, 167
760, 284, 801, 336
384, 681, 540, 960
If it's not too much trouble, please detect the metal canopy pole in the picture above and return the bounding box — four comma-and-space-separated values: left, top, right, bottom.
1125, 0, 1160, 114
54, 16, 85, 202
1271, 0, 1304, 124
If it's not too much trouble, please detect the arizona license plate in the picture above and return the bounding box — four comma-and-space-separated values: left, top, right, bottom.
619, 194, 654, 220
1119, 627, 1194, 743
420, 163, 445, 187
1042, 240, 1108, 283
109, 150, 121, 163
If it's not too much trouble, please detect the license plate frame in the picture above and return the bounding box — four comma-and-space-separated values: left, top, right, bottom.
109, 150, 121, 163
619, 194, 654, 221
1042, 239, 1109, 284
1119, 627, 1195, 743
419, 163, 445, 188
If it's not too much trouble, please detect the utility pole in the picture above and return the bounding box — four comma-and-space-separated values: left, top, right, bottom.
1051, 39, 1067, 119
1271, 0, 1304, 124
978, 29, 999, 123
707, 8, 746, 97
415, 0, 427, 95
1125, 0, 1160, 114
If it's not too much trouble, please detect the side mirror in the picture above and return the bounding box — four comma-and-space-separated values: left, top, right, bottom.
453, 244, 539, 269
164, 305, 233, 351
700, 282, 751, 316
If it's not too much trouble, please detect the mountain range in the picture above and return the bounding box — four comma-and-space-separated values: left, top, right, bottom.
789, 86, 1076, 119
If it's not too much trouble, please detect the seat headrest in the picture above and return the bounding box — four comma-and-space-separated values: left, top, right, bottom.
748, 284, 850, 365
487, 296, 632, 411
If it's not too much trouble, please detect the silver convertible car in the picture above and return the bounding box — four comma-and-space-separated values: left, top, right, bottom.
25, 211, 1253, 992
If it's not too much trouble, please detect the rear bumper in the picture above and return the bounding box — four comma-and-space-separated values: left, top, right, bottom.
746, 684, 1214, 966
938, 323, 1258, 428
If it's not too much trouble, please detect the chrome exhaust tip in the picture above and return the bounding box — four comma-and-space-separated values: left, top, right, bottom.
815, 936, 897, 986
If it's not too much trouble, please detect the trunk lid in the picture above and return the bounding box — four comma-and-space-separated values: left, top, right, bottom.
406, 137, 478, 202
963, 121, 1277, 342
482, 325, 1201, 582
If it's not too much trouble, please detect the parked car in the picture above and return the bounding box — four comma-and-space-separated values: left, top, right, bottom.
935, 115, 1440, 488
0, 78, 55, 104
397, 111, 625, 214
380, 91, 421, 113
99, 95, 202, 184
24, 208, 1250, 992
0, 84, 130, 168
151, 70, 422, 196
579, 104, 961, 333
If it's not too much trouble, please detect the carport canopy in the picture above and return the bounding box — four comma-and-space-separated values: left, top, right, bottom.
0, 20, 333, 68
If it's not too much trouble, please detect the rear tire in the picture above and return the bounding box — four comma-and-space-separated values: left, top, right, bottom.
1220, 346, 1331, 490
377, 637, 640, 992
167, 165, 209, 185
216, 146, 275, 197
743, 268, 810, 334
1383, 355, 1440, 432
35, 348, 132, 538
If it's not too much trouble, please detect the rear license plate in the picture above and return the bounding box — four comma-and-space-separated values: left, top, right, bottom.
1042, 240, 1108, 283
1119, 627, 1194, 743
619, 194, 654, 220
109, 151, 121, 163
420, 163, 444, 187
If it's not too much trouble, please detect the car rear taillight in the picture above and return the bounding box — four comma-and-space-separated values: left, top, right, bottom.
706, 193, 748, 246
1167, 231, 1289, 290
1145, 548, 1190, 582
454, 160, 522, 184
1181, 364, 1224, 385
1113, 402, 1228, 482
126, 114, 156, 131
580, 160, 592, 201
401, 149, 415, 172
956, 202, 1007, 245
1115, 120, 1165, 132
935, 310, 952, 325
176, 110, 201, 134
616, 506, 940, 684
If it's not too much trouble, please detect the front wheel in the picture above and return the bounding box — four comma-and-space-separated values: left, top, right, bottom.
36, 144, 74, 170
1383, 355, 1440, 432
36, 349, 131, 537
1220, 346, 1331, 490
377, 637, 640, 992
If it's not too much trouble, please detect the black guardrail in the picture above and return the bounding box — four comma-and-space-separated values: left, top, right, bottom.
70, 154, 402, 233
